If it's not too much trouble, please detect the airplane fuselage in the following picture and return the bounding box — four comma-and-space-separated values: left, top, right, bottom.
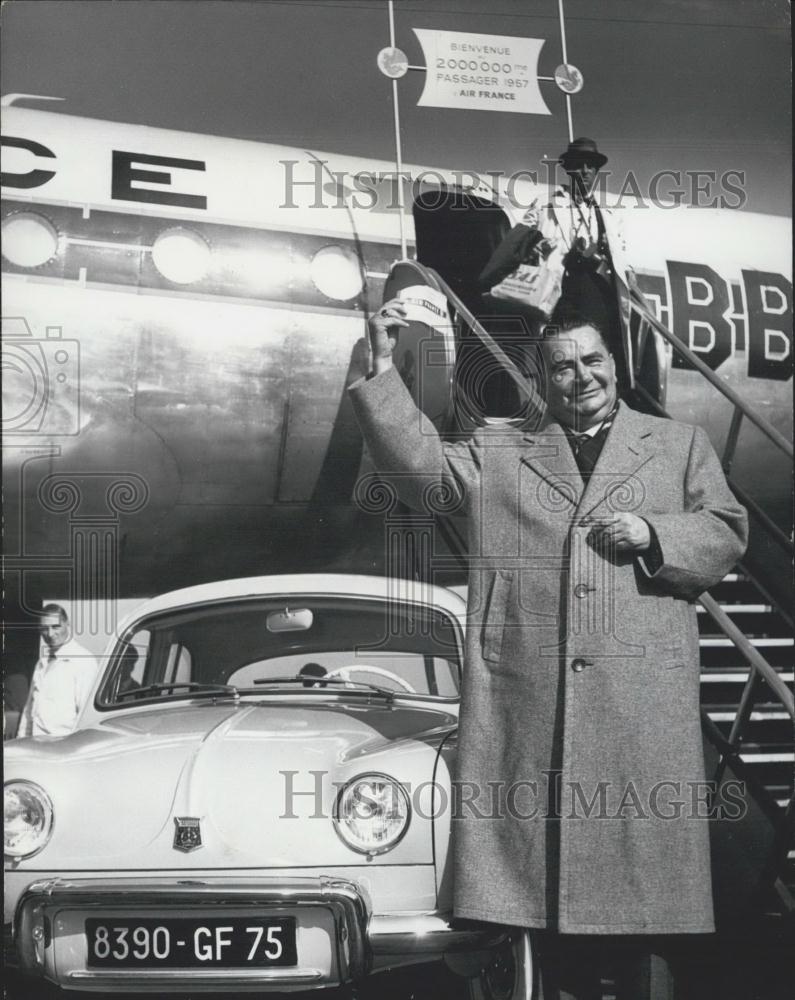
2, 108, 791, 654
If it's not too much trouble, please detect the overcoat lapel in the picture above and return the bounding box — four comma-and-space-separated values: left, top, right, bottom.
576, 403, 655, 518
520, 420, 583, 510
518, 404, 656, 519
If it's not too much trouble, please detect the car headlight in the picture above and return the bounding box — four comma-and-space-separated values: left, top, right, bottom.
333, 773, 411, 855
4, 781, 54, 859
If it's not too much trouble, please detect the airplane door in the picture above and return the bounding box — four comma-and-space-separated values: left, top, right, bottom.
381, 260, 457, 432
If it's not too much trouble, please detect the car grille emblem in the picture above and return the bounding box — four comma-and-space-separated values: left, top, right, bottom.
173, 816, 202, 852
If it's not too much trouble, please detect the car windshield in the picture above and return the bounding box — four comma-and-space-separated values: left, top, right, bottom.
97, 595, 461, 707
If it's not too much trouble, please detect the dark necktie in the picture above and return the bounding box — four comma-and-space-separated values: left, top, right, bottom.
565, 406, 618, 481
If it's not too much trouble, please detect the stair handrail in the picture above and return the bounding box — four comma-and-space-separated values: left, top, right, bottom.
632, 381, 793, 560
424, 263, 793, 561
626, 273, 793, 460
699, 593, 794, 720
700, 589, 794, 910
424, 264, 792, 463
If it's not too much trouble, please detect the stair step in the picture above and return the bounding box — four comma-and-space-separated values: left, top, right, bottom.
698, 615, 792, 644
709, 575, 769, 601
700, 672, 792, 710
707, 710, 790, 722
704, 700, 788, 711
697, 605, 791, 638
699, 570, 793, 835
697, 604, 772, 614
700, 645, 793, 668
739, 752, 794, 763
725, 749, 793, 761
700, 637, 793, 647
700, 671, 793, 682
707, 716, 793, 745
734, 758, 793, 787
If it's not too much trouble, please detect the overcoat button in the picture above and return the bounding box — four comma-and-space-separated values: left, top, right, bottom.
573, 583, 592, 599
571, 657, 592, 672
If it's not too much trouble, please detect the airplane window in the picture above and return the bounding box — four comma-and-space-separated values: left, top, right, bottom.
1, 212, 59, 267
310, 245, 363, 300
151, 227, 211, 284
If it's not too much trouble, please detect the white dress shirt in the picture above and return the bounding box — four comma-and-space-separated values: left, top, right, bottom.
574, 414, 606, 438
564, 193, 600, 249
17, 638, 100, 737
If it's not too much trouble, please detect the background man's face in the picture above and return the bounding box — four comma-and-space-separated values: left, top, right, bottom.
543, 326, 617, 430
566, 160, 600, 196
39, 614, 69, 651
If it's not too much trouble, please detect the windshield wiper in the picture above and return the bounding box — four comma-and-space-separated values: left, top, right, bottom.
251, 676, 394, 701
116, 682, 239, 701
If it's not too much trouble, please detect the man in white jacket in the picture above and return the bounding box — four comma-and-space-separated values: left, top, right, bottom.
480, 137, 621, 336
17, 604, 99, 738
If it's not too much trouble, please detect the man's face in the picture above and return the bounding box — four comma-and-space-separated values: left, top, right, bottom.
39, 614, 69, 651
543, 326, 617, 430
566, 159, 600, 198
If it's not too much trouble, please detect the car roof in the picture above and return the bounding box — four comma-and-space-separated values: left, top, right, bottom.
113, 574, 468, 640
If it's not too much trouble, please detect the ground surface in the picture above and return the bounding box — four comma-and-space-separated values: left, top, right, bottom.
6, 933, 793, 1000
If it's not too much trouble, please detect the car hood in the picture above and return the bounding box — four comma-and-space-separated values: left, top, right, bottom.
6, 699, 457, 870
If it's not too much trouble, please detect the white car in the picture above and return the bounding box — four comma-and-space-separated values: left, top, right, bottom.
4, 575, 532, 998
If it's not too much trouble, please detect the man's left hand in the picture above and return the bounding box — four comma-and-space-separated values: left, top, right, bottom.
582, 513, 650, 552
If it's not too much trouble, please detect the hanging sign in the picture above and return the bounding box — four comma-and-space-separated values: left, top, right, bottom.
412, 29, 550, 114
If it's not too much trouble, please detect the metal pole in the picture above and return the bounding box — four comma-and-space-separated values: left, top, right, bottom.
558, 0, 574, 140
388, 1, 407, 258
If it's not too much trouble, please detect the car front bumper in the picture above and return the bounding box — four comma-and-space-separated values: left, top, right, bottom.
10, 875, 505, 991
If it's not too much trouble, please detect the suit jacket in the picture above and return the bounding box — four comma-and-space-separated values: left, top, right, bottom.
350, 366, 748, 934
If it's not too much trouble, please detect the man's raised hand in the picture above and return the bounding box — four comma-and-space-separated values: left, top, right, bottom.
368, 298, 408, 375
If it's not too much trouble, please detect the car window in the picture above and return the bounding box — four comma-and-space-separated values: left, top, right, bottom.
98, 596, 461, 705
228, 650, 459, 695
109, 634, 149, 699
165, 644, 192, 684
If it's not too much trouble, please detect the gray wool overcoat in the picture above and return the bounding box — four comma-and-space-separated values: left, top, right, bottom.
350, 367, 748, 935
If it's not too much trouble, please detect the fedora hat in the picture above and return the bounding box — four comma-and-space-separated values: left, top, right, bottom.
559, 137, 607, 169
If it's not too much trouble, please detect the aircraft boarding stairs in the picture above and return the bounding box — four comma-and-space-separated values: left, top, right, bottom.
700, 572, 793, 819
621, 276, 794, 927
389, 261, 795, 931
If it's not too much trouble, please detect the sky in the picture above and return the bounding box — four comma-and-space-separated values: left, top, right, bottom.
0, 0, 791, 215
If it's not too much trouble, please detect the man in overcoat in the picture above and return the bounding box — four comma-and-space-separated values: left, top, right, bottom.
349, 301, 748, 999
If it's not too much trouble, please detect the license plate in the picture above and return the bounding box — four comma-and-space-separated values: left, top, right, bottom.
85, 916, 297, 968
